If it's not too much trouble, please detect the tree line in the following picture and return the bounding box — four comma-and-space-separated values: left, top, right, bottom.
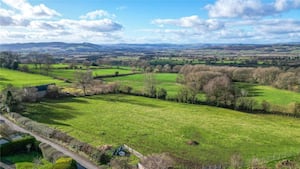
176, 65, 300, 116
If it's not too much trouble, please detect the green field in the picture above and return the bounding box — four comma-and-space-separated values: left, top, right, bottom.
106, 74, 300, 107
24, 94, 300, 165
0, 68, 65, 90
105, 73, 183, 98
236, 83, 300, 110
28, 68, 133, 81
1, 151, 53, 169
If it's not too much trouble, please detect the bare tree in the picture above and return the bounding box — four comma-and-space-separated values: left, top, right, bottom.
203, 75, 235, 106
75, 70, 93, 95
144, 73, 156, 97
28, 52, 42, 69
42, 54, 54, 75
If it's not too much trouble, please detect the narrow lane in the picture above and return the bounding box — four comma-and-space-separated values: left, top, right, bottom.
0, 115, 101, 169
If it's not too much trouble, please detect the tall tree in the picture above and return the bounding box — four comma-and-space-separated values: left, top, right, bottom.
42, 54, 54, 75
143, 73, 156, 97
75, 70, 93, 95
203, 75, 235, 106
0, 52, 19, 70
28, 52, 42, 69
1, 85, 23, 112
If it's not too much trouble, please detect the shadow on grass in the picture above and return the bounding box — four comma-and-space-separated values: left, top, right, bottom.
0, 76, 11, 81
90, 94, 164, 108
22, 97, 87, 126
235, 83, 263, 97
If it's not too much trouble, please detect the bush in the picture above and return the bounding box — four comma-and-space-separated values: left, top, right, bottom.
53, 157, 77, 169
39, 143, 66, 163
261, 100, 271, 112
46, 85, 60, 99
235, 97, 257, 112
110, 157, 134, 169
0, 135, 36, 156
230, 153, 244, 169
157, 88, 167, 100
249, 158, 268, 169
140, 153, 174, 169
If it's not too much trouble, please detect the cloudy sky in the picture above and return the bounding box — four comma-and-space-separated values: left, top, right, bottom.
0, 0, 300, 44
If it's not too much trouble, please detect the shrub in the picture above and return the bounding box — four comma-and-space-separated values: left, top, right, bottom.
230, 153, 243, 169
39, 143, 66, 163
261, 100, 271, 112
110, 157, 134, 169
46, 85, 60, 99
22, 87, 39, 102
53, 157, 77, 169
235, 97, 257, 112
140, 153, 174, 169
52, 130, 74, 143
249, 158, 268, 169
157, 88, 167, 100
275, 159, 296, 169
0, 135, 35, 156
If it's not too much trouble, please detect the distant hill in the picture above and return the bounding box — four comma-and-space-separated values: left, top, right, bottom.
0, 42, 299, 55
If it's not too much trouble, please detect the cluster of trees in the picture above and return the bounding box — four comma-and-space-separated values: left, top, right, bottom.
0, 52, 19, 70
177, 65, 300, 115
0, 84, 60, 112
180, 65, 300, 92
73, 70, 121, 96
19, 52, 55, 75
143, 73, 167, 99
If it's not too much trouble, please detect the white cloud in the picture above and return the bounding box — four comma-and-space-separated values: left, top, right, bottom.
2, 0, 61, 19
0, 0, 123, 43
116, 6, 127, 11
80, 10, 115, 20
0, 8, 30, 26
148, 15, 300, 43
275, 0, 289, 11
152, 15, 224, 31
206, 0, 300, 18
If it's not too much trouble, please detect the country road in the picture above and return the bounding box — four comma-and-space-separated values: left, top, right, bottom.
0, 115, 102, 169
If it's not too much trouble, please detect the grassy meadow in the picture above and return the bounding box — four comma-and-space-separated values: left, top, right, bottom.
105, 73, 182, 98
25, 66, 133, 81
24, 94, 300, 165
0, 68, 65, 90
236, 82, 300, 110
106, 74, 300, 108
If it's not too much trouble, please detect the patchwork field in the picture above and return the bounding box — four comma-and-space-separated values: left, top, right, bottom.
28, 67, 133, 81
0, 68, 65, 90
105, 73, 183, 98
106, 74, 300, 107
23, 94, 300, 165
236, 82, 300, 110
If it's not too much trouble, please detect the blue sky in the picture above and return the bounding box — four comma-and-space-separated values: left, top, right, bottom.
0, 0, 300, 44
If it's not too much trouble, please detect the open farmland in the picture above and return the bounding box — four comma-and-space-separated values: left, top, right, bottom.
27, 67, 134, 81
23, 94, 300, 166
236, 83, 300, 110
105, 73, 184, 98
106, 73, 300, 108
0, 68, 65, 90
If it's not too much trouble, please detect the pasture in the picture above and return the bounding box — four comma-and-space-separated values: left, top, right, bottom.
26, 66, 133, 81
106, 74, 300, 107
0, 68, 65, 90
236, 82, 300, 110
24, 94, 300, 165
105, 73, 185, 99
